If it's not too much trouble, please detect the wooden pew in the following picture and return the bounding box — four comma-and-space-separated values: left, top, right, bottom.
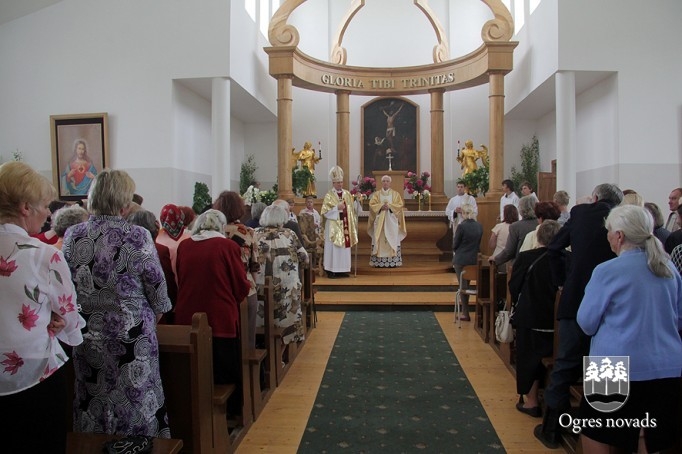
253, 277, 277, 417
229, 299, 254, 445
300, 259, 317, 332
473, 254, 492, 342
156, 312, 236, 453
242, 293, 273, 420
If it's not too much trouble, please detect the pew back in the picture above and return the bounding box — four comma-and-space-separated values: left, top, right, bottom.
157, 312, 225, 453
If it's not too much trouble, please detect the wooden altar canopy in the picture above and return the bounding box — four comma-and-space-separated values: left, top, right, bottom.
264, 0, 518, 210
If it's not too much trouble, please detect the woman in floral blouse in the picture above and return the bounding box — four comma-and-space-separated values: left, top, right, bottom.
63, 169, 172, 438
0, 162, 85, 453
255, 205, 308, 355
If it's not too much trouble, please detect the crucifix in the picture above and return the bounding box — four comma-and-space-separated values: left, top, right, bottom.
386, 149, 394, 171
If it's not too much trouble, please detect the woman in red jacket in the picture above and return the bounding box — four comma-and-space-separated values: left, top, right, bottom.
175, 209, 250, 414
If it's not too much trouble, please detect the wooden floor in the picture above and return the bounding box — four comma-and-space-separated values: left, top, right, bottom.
235, 310, 562, 453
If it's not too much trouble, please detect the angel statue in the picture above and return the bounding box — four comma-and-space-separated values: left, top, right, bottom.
457, 140, 489, 176
292, 141, 322, 196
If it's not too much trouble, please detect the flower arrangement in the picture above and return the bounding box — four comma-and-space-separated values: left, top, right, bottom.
258, 190, 278, 206
351, 176, 376, 199
404, 171, 431, 197
241, 184, 261, 205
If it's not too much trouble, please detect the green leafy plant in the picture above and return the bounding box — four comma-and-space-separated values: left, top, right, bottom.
460, 166, 489, 197
239, 154, 258, 195
510, 135, 539, 197
259, 190, 278, 206
192, 182, 212, 214
291, 167, 315, 197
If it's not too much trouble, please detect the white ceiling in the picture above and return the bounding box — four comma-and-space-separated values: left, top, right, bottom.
0, 0, 62, 26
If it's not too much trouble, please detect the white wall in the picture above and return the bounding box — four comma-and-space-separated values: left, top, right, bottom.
3, 0, 680, 215
504, 0, 682, 211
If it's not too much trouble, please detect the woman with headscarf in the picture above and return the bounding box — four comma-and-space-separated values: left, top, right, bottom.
156, 203, 190, 282
175, 209, 250, 414
255, 205, 309, 356
63, 169, 172, 438
213, 191, 260, 349
0, 162, 85, 453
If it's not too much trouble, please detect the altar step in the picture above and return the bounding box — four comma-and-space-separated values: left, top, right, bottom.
313, 262, 471, 311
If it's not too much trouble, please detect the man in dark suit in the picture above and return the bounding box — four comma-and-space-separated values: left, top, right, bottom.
534, 183, 623, 449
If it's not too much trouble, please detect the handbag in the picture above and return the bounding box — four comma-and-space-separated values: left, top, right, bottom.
495, 308, 514, 343
495, 251, 548, 344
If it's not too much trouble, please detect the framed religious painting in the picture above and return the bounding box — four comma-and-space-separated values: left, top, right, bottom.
50, 113, 109, 201
361, 97, 418, 177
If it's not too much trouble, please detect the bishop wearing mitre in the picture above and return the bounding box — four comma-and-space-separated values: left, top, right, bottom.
367, 175, 407, 267
320, 166, 358, 278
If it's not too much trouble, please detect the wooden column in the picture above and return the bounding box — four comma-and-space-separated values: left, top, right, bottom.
429, 89, 446, 199
336, 91, 350, 188
277, 76, 294, 200
488, 72, 505, 200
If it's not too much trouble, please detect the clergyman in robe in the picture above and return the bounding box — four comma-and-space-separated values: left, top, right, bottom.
368, 175, 407, 267
320, 166, 358, 278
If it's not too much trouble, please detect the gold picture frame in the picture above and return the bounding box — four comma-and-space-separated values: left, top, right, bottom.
50, 112, 109, 200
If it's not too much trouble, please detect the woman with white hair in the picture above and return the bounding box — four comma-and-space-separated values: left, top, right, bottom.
577, 205, 682, 453
50, 204, 89, 250
175, 209, 250, 415
452, 203, 482, 321
255, 205, 308, 355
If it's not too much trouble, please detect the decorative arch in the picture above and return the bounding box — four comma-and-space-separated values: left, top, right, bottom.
265, 0, 517, 205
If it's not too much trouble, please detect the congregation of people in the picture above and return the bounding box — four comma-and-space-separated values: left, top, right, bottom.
2, 156, 682, 453
0, 161, 313, 453
441, 175, 682, 452
480, 181, 682, 452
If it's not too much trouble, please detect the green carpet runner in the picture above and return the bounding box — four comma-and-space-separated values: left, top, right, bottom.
298, 311, 504, 453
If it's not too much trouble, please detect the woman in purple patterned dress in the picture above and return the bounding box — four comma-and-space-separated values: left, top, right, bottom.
63, 169, 172, 437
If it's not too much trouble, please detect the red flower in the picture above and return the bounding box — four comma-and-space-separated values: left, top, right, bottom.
0, 256, 18, 277
423, 171, 431, 177
50, 252, 61, 263
18, 304, 39, 331
58, 294, 75, 315
1, 351, 24, 375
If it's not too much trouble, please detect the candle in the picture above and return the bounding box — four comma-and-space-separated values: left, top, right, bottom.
457, 140, 460, 158
318, 141, 322, 159
429, 195, 431, 211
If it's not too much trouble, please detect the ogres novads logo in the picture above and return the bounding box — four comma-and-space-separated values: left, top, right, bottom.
583, 356, 630, 413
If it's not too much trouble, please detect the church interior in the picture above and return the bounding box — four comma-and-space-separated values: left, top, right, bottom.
2, 0, 682, 452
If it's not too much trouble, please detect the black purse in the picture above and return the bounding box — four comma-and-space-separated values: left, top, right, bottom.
102, 436, 153, 454
512, 251, 548, 326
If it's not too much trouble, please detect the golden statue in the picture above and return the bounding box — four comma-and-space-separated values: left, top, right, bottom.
292, 141, 322, 196
456, 140, 488, 175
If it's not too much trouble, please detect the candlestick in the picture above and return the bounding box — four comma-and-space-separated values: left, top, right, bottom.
318, 141, 322, 159
457, 140, 460, 158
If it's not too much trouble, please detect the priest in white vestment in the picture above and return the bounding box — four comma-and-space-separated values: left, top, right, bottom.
367, 175, 407, 267
320, 166, 358, 278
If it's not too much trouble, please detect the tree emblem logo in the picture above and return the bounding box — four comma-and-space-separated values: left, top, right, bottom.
583, 356, 630, 412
